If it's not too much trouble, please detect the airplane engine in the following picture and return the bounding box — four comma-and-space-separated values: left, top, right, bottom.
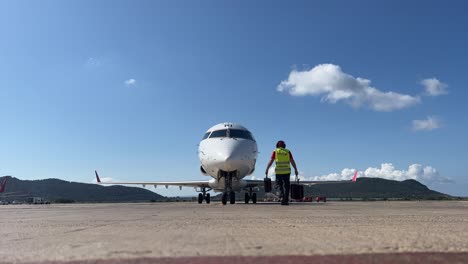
200, 166, 208, 176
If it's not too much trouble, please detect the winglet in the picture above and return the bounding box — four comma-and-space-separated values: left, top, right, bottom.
0, 176, 8, 193
95, 170, 101, 183
352, 170, 358, 182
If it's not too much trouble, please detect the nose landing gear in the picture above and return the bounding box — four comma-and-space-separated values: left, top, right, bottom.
221, 192, 228, 205
221, 191, 236, 205
218, 171, 257, 205
220, 171, 237, 205
229, 191, 236, 204
197, 188, 211, 204
244, 188, 257, 204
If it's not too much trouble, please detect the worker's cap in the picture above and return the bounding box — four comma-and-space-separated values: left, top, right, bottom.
276, 140, 286, 148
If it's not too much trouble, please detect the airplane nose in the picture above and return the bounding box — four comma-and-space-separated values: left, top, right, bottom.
220, 149, 237, 163
221, 156, 239, 172
215, 141, 247, 171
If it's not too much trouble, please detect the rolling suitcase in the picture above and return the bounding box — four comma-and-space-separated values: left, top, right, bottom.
290, 176, 304, 200
264, 177, 272, 193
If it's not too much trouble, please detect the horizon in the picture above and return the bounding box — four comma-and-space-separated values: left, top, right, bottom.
4, 175, 463, 199
3, 175, 463, 198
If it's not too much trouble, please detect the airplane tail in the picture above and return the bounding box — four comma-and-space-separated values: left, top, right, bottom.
95, 170, 101, 183
0, 176, 9, 193
352, 170, 358, 182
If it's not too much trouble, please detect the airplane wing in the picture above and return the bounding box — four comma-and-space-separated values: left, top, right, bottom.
94, 171, 211, 189
245, 170, 358, 187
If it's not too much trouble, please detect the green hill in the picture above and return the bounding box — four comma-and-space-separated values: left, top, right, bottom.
2, 177, 165, 202
2, 176, 451, 203
236, 177, 450, 200
302, 177, 450, 199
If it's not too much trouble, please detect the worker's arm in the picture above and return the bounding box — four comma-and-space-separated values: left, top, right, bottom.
265, 159, 274, 176
290, 158, 298, 176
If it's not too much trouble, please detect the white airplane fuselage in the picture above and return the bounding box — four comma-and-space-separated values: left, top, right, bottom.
198, 123, 258, 192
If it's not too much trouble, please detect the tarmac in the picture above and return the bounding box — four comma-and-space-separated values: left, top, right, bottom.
1, 201, 467, 263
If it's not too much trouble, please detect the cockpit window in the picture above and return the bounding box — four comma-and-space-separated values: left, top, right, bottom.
229, 129, 254, 140
202, 132, 210, 140
209, 129, 227, 138
208, 129, 254, 140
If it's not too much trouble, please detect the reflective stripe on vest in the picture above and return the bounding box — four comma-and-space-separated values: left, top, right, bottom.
275, 148, 291, 174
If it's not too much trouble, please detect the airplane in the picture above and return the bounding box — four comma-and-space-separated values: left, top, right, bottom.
0, 176, 8, 193
0, 176, 29, 198
0, 175, 11, 193
95, 122, 357, 205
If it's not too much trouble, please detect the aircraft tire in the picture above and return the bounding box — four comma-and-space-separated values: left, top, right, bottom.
221, 192, 228, 205
198, 193, 203, 204
230, 191, 236, 204
252, 193, 257, 204
205, 193, 211, 204
244, 193, 250, 204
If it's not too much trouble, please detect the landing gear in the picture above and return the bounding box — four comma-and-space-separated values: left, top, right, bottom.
244, 188, 256, 204
220, 171, 236, 205
221, 191, 236, 205
221, 192, 228, 205
230, 191, 236, 204
252, 192, 257, 204
197, 187, 211, 204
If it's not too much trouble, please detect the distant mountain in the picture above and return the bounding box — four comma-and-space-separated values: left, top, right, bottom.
1, 177, 165, 202
302, 177, 450, 199
238, 177, 450, 200
2, 177, 451, 203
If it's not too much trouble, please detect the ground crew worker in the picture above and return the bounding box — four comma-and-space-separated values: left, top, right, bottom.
265, 140, 298, 205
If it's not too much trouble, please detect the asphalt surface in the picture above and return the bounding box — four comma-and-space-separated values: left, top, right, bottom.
1, 201, 467, 263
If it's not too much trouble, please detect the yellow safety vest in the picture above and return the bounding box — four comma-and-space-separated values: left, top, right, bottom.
275, 148, 291, 174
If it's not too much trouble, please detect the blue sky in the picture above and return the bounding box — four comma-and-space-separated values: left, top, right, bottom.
1, 0, 467, 196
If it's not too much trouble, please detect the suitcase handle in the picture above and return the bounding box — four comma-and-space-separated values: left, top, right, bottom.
295, 175, 299, 183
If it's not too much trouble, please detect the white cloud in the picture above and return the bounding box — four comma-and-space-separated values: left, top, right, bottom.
125, 78, 136, 86
421, 78, 448, 96
277, 64, 420, 111
309, 168, 358, 181
412, 116, 441, 131
85, 57, 102, 68
307, 163, 451, 184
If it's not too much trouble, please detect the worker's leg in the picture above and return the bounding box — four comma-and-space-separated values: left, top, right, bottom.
276, 174, 284, 201
283, 174, 291, 205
